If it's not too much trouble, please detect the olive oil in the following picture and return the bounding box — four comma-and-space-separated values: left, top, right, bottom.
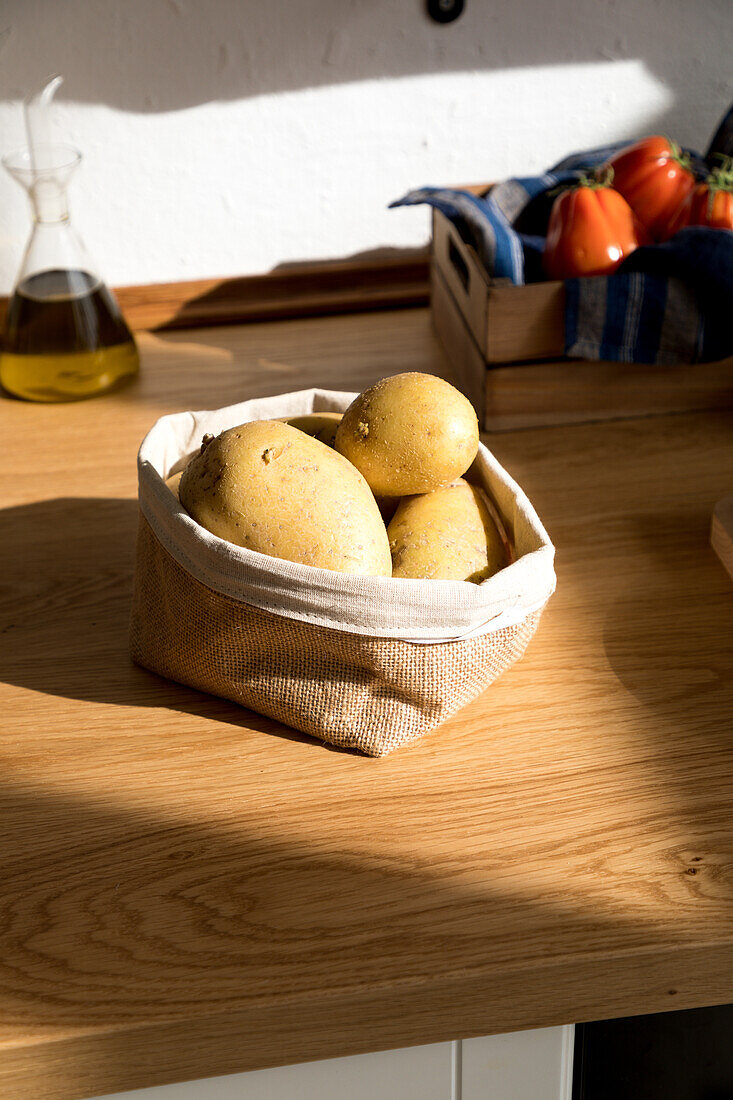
0, 269, 139, 402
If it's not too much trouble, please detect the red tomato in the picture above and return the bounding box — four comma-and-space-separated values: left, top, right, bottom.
543, 178, 647, 280
607, 135, 696, 240
666, 161, 733, 236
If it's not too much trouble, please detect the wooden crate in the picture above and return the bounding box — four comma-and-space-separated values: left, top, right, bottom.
431, 205, 733, 431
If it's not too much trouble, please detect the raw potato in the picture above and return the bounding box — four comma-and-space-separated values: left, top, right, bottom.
278, 412, 342, 448
281, 412, 398, 519
179, 420, 392, 576
165, 470, 182, 499
388, 479, 506, 583
335, 372, 479, 497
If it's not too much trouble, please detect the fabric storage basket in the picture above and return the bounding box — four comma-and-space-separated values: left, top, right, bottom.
130, 388, 556, 756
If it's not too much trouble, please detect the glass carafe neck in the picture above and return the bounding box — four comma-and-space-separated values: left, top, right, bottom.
4, 143, 80, 225
30, 178, 69, 224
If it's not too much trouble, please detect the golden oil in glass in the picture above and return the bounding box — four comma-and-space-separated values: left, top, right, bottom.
1, 268, 139, 402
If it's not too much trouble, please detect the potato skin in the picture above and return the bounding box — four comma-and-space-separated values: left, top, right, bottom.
388, 479, 506, 583
335, 373, 479, 497
179, 420, 391, 576
165, 470, 182, 499
278, 412, 342, 449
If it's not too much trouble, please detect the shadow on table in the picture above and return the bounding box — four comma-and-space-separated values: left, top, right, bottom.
149, 249, 430, 334
0, 495, 323, 748
602, 508, 733, 734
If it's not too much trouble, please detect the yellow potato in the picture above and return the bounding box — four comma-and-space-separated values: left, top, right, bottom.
165, 470, 182, 499
335, 373, 479, 496
278, 412, 342, 448
388, 479, 506, 583
179, 420, 391, 576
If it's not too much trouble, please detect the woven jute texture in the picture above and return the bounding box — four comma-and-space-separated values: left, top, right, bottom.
130, 515, 543, 756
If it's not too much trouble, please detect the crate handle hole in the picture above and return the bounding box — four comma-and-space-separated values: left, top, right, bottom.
448, 237, 470, 293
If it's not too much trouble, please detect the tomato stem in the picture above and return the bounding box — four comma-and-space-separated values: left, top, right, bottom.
576, 165, 615, 190
703, 158, 733, 216
663, 136, 694, 174
708, 154, 733, 185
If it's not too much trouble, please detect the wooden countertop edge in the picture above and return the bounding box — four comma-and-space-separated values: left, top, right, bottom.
4, 940, 733, 1099
0, 250, 431, 333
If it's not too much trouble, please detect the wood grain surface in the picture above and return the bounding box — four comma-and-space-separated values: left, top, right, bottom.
2, 308, 733, 1099
0, 252, 430, 334
712, 495, 733, 584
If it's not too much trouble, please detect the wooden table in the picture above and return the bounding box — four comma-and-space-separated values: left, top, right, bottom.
2, 308, 733, 1099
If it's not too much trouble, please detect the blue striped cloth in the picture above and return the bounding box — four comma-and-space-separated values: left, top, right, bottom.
390, 105, 733, 365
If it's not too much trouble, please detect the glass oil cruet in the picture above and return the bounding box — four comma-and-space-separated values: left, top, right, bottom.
0, 77, 139, 402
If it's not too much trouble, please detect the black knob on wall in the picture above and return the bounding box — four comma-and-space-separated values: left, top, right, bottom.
426, 0, 465, 24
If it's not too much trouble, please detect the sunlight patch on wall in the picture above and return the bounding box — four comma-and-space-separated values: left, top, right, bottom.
0, 61, 676, 291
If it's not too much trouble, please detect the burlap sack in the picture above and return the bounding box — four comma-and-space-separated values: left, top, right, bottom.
130, 389, 555, 756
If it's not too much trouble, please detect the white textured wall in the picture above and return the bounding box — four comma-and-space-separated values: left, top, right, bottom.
0, 0, 730, 293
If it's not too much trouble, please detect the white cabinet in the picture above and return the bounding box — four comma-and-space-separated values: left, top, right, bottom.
90, 1025, 574, 1099
461, 1026, 575, 1100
